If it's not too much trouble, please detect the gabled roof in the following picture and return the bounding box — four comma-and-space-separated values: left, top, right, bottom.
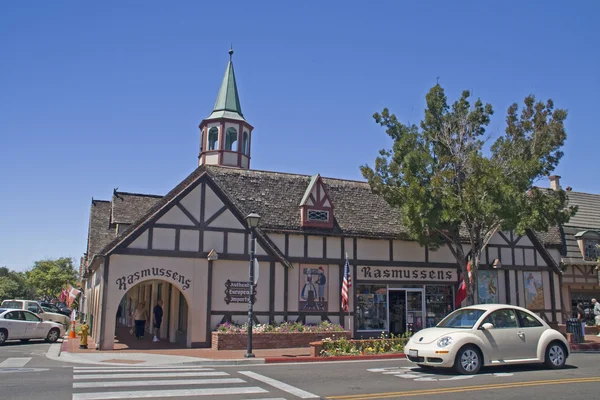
300, 174, 320, 206
86, 200, 113, 256
111, 191, 162, 225
85, 165, 562, 270
560, 190, 600, 264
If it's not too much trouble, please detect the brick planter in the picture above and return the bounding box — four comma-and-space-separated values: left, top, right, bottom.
211, 331, 351, 350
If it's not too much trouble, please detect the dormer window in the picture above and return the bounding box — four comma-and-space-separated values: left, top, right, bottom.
300, 174, 334, 229
584, 239, 599, 261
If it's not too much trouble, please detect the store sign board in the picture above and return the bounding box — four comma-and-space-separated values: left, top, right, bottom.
358, 266, 457, 282
224, 280, 257, 304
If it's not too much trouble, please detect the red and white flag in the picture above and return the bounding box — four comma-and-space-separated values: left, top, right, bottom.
455, 259, 471, 307
341, 256, 352, 312
66, 284, 81, 307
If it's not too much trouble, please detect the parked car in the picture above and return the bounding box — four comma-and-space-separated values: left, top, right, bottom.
39, 302, 71, 317
0, 308, 65, 345
404, 304, 569, 374
0, 300, 71, 329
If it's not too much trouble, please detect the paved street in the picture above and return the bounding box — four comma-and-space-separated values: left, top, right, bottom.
2, 341, 600, 399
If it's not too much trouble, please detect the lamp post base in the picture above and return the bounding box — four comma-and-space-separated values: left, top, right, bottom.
244, 353, 255, 358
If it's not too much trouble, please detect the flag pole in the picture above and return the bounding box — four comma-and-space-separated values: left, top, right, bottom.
345, 252, 351, 333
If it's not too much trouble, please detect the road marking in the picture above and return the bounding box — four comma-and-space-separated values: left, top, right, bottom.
73, 366, 215, 370
72, 386, 268, 399
0, 357, 32, 367
74, 367, 215, 373
326, 376, 600, 399
239, 370, 319, 399
73, 378, 246, 388
73, 371, 229, 380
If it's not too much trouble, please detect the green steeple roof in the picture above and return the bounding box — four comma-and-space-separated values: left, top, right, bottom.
207, 47, 245, 122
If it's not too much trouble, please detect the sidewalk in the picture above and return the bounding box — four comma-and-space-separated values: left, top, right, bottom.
49, 330, 600, 366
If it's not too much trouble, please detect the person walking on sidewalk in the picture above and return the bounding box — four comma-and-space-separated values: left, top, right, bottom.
153, 300, 163, 343
592, 298, 600, 337
133, 302, 148, 340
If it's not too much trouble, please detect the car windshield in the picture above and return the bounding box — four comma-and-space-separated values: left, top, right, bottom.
1, 301, 23, 309
0, 309, 7, 314
437, 308, 486, 329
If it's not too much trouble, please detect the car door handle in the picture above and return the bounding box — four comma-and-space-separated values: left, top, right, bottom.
517, 332, 525, 338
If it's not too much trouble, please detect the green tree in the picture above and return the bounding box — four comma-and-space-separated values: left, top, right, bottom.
26, 258, 78, 300
0, 267, 36, 300
361, 84, 576, 304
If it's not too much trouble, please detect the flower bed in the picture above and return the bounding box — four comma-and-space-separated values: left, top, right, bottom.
212, 321, 350, 350
312, 335, 409, 357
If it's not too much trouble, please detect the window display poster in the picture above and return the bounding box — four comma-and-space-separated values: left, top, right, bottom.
299, 265, 328, 311
524, 271, 544, 309
477, 270, 498, 304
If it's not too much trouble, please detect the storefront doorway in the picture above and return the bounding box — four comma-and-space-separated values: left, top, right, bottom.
388, 289, 425, 336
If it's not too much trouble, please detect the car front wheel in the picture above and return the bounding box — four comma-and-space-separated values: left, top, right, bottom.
545, 342, 567, 369
454, 345, 481, 375
46, 328, 60, 343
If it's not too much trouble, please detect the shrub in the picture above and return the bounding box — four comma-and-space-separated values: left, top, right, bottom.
215, 320, 345, 334
320, 332, 411, 357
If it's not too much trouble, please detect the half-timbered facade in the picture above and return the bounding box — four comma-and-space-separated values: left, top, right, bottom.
81, 50, 565, 350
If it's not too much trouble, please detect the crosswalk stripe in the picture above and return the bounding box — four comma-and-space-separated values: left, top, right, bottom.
0, 358, 32, 367
72, 386, 269, 399
73, 371, 229, 380
73, 378, 246, 389
74, 368, 214, 373
73, 366, 214, 370
239, 371, 319, 399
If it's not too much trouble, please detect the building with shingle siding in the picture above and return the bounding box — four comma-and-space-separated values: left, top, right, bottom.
81, 50, 566, 350
551, 177, 600, 322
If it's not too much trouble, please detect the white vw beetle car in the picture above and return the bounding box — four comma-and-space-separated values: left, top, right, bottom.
405, 304, 569, 374
0, 308, 66, 345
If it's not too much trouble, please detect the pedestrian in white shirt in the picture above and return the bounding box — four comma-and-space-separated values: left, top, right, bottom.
592, 298, 600, 337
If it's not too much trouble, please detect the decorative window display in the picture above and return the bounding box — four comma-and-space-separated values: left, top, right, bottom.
524, 271, 544, 309
425, 285, 454, 328
357, 285, 387, 331
477, 270, 498, 304
299, 265, 328, 311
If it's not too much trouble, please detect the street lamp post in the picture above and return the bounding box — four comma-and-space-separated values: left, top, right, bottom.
244, 212, 261, 358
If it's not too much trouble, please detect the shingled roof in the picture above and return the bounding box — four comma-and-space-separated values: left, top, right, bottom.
111, 191, 162, 224
85, 165, 563, 269
560, 190, 600, 264
86, 200, 113, 257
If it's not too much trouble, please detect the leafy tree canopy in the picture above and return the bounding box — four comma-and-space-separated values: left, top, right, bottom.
361, 84, 576, 303
25, 258, 78, 300
0, 267, 36, 300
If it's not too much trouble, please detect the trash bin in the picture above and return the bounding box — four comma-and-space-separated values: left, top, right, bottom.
566, 318, 583, 344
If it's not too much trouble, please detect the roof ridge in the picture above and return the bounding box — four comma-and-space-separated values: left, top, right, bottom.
207, 165, 369, 185
114, 191, 164, 198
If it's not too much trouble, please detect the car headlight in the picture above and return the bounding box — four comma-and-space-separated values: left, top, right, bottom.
437, 336, 453, 348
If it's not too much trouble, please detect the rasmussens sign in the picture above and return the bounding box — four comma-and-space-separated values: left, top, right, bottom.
116, 268, 191, 291
358, 266, 457, 282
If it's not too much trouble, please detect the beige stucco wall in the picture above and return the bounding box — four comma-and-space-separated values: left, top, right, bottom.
211, 259, 270, 313
100, 254, 208, 349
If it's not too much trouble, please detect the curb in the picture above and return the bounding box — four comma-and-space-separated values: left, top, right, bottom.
265, 353, 406, 363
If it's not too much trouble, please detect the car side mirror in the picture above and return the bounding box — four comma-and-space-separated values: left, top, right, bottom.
481, 322, 494, 330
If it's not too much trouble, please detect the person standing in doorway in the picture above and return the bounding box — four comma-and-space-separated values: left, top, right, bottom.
153, 300, 163, 343
133, 302, 148, 340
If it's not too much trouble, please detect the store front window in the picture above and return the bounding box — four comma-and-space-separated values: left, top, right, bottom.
357, 285, 387, 331
425, 285, 455, 328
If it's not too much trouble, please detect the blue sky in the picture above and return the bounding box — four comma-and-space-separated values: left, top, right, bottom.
1, 1, 598, 271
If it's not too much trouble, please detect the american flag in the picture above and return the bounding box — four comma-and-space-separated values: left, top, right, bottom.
341, 257, 352, 312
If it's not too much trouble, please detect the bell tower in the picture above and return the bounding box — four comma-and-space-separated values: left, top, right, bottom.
198, 48, 254, 169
